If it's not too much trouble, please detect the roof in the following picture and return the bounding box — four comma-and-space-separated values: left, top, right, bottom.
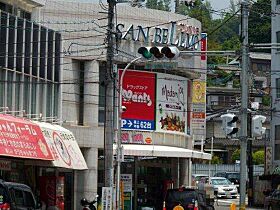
249, 52, 271, 60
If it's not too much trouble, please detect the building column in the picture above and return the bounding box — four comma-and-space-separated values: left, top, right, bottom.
171, 158, 179, 188
74, 147, 98, 210
179, 158, 191, 186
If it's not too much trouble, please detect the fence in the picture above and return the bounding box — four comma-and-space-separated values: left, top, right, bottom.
192, 164, 264, 176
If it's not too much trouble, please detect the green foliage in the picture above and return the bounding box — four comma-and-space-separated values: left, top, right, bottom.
262, 95, 271, 106
253, 150, 265, 165
177, 0, 212, 32
211, 155, 223, 164
233, 78, 240, 88
248, 0, 271, 45
146, 0, 171, 11
231, 149, 240, 163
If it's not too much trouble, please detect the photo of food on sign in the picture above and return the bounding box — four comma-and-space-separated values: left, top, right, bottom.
159, 110, 185, 132
156, 74, 187, 133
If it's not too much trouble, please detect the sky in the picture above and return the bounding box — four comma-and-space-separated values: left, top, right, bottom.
208, 0, 231, 11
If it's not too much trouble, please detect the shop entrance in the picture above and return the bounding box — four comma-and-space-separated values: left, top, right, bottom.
121, 157, 174, 210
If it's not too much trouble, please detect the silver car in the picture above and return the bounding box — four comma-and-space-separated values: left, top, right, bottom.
210, 177, 238, 198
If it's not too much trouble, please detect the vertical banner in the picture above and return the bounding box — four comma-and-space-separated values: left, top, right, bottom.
187, 80, 192, 135
120, 70, 156, 131
192, 80, 206, 145
101, 187, 113, 210
121, 174, 132, 210
201, 33, 207, 61
156, 73, 188, 133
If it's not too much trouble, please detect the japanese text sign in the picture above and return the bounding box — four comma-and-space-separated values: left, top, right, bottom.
120, 70, 156, 131
0, 114, 53, 160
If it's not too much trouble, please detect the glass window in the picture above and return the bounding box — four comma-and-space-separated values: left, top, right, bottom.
7, 71, 13, 109
0, 12, 7, 68
275, 125, 280, 140
23, 191, 35, 207
0, 71, 5, 107
276, 78, 280, 98
46, 83, 52, 117
53, 83, 59, 117
98, 63, 106, 123
23, 76, 30, 113
277, 31, 280, 51
254, 80, 263, 89
15, 73, 20, 111
16, 18, 24, 72
24, 21, 31, 74
8, 15, 15, 70
275, 144, 280, 160
12, 189, 24, 206
31, 78, 37, 114
277, 0, 280, 5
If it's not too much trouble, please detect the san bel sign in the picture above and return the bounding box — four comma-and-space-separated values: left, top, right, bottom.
116, 21, 200, 50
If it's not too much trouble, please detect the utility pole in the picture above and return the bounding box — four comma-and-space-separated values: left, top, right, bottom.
104, 0, 116, 190
240, 0, 249, 209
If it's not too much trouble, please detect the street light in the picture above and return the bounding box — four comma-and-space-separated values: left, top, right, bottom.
116, 56, 142, 210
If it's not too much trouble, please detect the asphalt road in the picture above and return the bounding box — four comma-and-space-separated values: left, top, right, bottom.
214, 197, 265, 210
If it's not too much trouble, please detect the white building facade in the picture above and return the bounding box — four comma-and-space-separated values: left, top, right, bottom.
271, 0, 280, 172
35, 1, 210, 209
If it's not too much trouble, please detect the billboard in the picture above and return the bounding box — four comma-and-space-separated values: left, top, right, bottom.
156, 74, 188, 133
0, 114, 53, 160
120, 70, 156, 131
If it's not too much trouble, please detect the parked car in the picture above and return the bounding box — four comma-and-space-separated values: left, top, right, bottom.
264, 189, 280, 210
213, 172, 240, 188
192, 174, 209, 186
0, 180, 41, 210
198, 177, 238, 199
163, 187, 215, 210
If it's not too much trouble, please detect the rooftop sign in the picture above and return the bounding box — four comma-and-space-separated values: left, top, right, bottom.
116, 21, 200, 50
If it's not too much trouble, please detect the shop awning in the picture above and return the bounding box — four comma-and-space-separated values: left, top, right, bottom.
0, 114, 53, 160
113, 144, 211, 160
31, 121, 88, 170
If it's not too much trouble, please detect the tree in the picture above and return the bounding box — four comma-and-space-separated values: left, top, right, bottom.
248, 0, 271, 45
231, 149, 240, 163
177, 0, 212, 32
253, 150, 265, 165
146, 0, 171, 11
211, 155, 223, 164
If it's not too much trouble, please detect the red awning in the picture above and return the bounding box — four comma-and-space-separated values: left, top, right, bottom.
0, 114, 53, 160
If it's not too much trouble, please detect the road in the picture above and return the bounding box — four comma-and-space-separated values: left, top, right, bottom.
214, 197, 265, 210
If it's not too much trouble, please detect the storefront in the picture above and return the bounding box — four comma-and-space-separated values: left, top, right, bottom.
0, 114, 87, 210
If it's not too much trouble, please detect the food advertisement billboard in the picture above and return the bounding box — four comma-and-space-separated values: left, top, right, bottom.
156, 73, 188, 133
120, 70, 156, 131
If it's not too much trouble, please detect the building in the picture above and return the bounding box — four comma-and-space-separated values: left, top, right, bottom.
271, 0, 280, 175
36, 1, 211, 209
0, 0, 88, 209
205, 52, 271, 163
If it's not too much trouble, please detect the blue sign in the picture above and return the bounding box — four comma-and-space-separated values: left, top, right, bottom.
121, 119, 155, 131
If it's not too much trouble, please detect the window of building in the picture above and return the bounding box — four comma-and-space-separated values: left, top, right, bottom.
7, 71, 13, 109
98, 63, 106, 124
277, 0, 280, 5
78, 61, 85, 126
275, 126, 280, 160
277, 31, 280, 51
276, 78, 280, 98
218, 95, 236, 106
254, 80, 264, 89
0, 71, 4, 107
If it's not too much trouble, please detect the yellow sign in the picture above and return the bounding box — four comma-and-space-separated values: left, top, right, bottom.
173, 205, 184, 210
192, 81, 206, 103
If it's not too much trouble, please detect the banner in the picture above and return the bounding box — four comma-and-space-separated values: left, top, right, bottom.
120, 70, 156, 131
0, 114, 53, 160
156, 73, 188, 133
34, 122, 88, 170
